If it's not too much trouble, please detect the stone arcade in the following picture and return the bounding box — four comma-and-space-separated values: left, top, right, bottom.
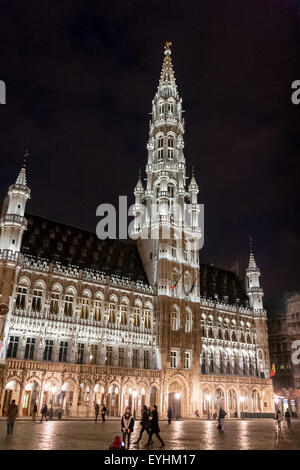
0, 44, 274, 419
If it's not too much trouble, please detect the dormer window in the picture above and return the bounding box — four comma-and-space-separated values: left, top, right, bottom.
168, 102, 174, 114
158, 102, 164, 115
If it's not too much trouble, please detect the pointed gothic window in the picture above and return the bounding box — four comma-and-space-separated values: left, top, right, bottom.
168, 102, 174, 115
81, 297, 89, 319
171, 308, 179, 330
120, 303, 128, 325
158, 102, 164, 116
16, 286, 27, 309
157, 137, 164, 161
64, 294, 74, 317
108, 301, 116, 323
93, 299, 102, 321
144, 308, 151, 329
134, 302, 141, 327
50, 291, 60, 315
32, 289, 43, 312
167, 137, 174, 160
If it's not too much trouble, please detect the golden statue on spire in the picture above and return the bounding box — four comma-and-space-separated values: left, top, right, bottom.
165, 41, 172, 50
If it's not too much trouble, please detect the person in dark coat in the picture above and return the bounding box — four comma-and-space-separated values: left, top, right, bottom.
218, 407, 227, 431
133, 405, 151, 444
32, 404, 38, 423
167, 407, 173, 424
285, 409, 291, 429
6, 399, 18, 435
121, 407, 135, 450
101, 404, 106, 422
40, 404, 48, 422
146, 405, 165, 447
95, 403, 100, 422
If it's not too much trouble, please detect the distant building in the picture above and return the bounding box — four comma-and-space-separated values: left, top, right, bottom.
0, 44, 274, 418
267, 291, 300, 416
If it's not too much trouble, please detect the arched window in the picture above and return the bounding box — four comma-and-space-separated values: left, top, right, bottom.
167, 137, 174, 160
158, 101, 164, 116
16, 281, 29, 309
185, 310, 192, 333
108, 298, 116, 323
224, 329, 229, 341
218, 328, 222, 340
81, 292, 90, 319
64, 291, 74, 317
120, 300, 128, 326
144, 305, 151, 329
157, 136, 164, 161
171, 308, 179, 330
232, 331, 237, 342
93, 293, 103, 321
50, 285, 61, 315
134, 302, 141, 327
167, 101, 174, 115
32, 283, 44, 312
184, 272, 191, 296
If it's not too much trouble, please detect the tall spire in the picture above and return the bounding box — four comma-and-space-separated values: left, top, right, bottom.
157, 42, 178, 98
15, 151, 29, 187
248, 236, 257, 269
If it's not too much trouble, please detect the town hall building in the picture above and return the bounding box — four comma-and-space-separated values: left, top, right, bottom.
0, 44, 274, 418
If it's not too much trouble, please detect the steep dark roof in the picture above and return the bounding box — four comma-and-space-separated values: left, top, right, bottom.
22, 213, 149, 283
199, 263, 248, 306
21, 213, 248, 305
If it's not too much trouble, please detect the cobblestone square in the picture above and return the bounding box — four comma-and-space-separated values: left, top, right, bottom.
0, 419, 299, 450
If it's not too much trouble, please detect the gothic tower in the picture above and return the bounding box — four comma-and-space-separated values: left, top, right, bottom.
133, 43, 202, 414
0, 155, 30, 359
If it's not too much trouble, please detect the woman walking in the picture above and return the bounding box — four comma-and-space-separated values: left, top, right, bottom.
133, 405, 151, 444
146, 405, 165, 447
121, 406, 134, 450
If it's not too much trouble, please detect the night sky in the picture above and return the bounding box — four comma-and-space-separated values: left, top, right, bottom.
0, 0, 299, 299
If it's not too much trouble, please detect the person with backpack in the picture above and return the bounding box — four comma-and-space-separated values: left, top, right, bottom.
121, 406, 134, 450
218, 407, 227, 431
133, 405, 151, 444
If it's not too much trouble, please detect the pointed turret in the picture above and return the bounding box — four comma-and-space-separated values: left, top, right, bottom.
157, 42, 178, 99
246, 237, 264, 311
0, 152, 31, 253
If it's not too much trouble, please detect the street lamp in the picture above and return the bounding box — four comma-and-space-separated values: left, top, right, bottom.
240, 396, 245, 419
133, 390, 137, 419
205, 394, 211, 420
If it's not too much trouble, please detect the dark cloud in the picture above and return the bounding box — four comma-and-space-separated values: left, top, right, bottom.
0, 0, 299, 298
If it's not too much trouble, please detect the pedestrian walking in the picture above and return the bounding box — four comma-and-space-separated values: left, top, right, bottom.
95, 403, 100, 422
101, 404, 106, 422
146, 405, 165, 447
285, 409, 291, 429
276, 409, 283, 432
32, 404, 38, 423
195, 409, 200, 418
40, 404, 48, 422
167, 406, 173, 424
121, 406, 134, 450
217, 407, 227, 431
133, 405, 151, 444
6, 399, 18, 436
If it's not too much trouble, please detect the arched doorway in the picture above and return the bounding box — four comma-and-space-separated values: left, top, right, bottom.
150, 386, 157, 408
107, 384, 119, 416
168, 380, 183, 419
22, 381, 40, 416
94, 384, 105, 406
252, 389, 261, 412
3, 380, 20, 416
228, 389, 237, 417
61, 381, 76, 416
214, 388, 225, 412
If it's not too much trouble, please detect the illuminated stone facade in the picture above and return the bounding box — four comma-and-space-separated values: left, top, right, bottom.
0, 44, 274, 418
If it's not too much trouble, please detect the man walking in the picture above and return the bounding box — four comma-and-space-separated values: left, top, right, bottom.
134, 405, 151, 444
40, 403, 48, 422
146, 405, 165, 447
218, 407, 227, 431
101, 403, 106, 422
95, 403, 100, 423
6, 399, 18, 436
